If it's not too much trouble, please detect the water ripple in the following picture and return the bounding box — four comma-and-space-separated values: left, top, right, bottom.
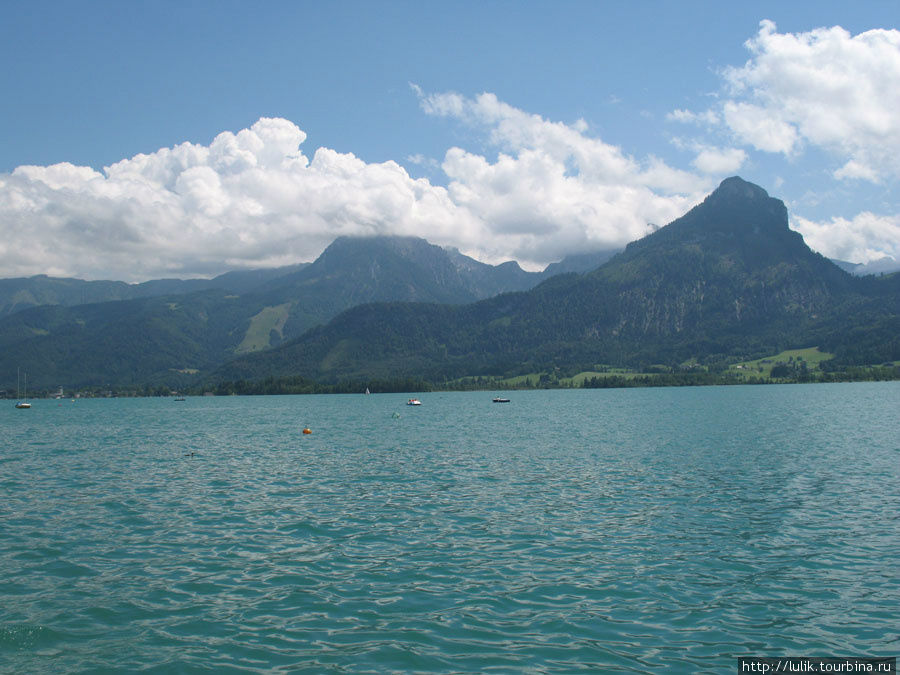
1, 384, 898, 672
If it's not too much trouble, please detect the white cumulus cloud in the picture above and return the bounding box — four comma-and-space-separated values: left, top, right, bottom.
792, 212, 900, 265
690, 146, 748, 174
418, 90, 707, 264
674, 20, 900, 183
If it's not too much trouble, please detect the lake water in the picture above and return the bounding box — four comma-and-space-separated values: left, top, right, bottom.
1, 383, 898, 672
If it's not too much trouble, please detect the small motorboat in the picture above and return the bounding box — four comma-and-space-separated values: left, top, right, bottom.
492, 396, 510, 403
407, 398, 422, 406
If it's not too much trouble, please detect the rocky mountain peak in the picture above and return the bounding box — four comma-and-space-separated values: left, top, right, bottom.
694, 176, 789, 234
710, 175, 771, 202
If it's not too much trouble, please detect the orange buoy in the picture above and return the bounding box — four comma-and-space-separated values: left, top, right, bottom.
302, 427, 312, 434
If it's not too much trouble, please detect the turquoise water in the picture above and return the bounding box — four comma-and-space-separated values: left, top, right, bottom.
1, 384, 898, 673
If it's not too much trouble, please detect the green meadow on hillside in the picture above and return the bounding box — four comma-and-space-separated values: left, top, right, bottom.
439, 347, 900, 391
728, 347, 834, 380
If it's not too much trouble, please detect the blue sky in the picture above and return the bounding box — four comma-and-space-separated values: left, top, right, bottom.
1, 1, 899, 280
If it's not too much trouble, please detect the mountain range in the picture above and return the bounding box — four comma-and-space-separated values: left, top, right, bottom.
2, 176, 898, 392
215, 177, 900, 385
0, 236, 598, 390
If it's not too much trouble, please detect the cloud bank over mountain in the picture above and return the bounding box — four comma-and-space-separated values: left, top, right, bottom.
1, 118, 468, 281
0, 106, 705, 281
1, 21, 899, 281
793, 212, 900, 267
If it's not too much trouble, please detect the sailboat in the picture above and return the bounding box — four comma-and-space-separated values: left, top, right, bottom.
15, 369, 31, 409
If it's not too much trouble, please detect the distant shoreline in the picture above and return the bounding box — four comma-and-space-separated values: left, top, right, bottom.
6, 365, 898, 399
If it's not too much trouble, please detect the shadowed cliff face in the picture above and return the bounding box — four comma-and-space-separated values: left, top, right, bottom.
702, 176, 785, 225
583, 177, 853, 339
623, 176, 797, 260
